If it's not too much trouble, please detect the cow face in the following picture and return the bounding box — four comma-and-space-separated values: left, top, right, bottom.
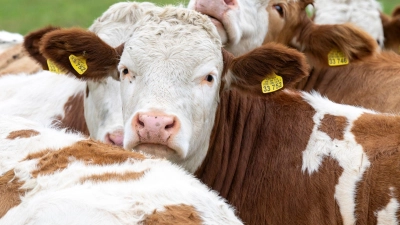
187, 0, 311, 56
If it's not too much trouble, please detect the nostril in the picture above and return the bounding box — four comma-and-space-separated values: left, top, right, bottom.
137, 116, 145, 127
165, 120, 175, 130
224, 0, 235, 5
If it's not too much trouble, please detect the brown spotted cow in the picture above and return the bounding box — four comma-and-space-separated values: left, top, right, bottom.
189, 0, 400, 114
39, 5, 400, 224
0, 115, 243, 224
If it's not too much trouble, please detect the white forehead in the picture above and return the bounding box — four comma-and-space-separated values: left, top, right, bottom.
121, 7, 222, 70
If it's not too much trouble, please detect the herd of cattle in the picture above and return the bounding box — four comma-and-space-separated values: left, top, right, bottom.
1, 0, 400, 224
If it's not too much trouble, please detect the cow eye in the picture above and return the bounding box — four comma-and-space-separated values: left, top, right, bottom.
274, 5, 284, 17
205, 74, 214, 82
122, 68, 129, 75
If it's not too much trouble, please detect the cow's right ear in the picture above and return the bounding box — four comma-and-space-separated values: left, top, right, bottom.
40, 27, 122, 80
24, 26, 61, 70
392, 6, 400, 17
225, 43, 309, 96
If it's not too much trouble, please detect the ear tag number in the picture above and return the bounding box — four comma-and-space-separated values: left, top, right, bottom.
69, 54, 88, 75
47, 59, 64, 74
328, 49, 349, 66
261, 72, 284, 93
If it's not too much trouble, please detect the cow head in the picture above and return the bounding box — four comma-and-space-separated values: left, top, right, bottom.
23, 2, 160, 146
39, 6, 308, 172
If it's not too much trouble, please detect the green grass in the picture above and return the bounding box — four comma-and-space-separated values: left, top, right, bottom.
0, 0, 397, 35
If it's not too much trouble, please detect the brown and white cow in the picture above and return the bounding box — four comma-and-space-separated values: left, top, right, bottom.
381, 6, 400, 54
40, 6, 400, 224
0, 115, 243, 224
189, 0, 400, 114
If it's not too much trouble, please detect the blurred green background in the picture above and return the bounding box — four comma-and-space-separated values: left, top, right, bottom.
0, 0, 397, 35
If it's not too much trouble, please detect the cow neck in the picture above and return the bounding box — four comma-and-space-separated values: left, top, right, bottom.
196, 89, 343, 224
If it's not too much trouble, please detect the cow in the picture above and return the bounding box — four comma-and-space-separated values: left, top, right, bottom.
0, 44, 41, 76
0, 115, 243, 225
189, 0, 400, 114
39, 5, 400, 224
381, 6, 400, 54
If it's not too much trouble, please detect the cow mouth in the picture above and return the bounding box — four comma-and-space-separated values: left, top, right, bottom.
133, 143, 178, 159
207, 15, 229, 44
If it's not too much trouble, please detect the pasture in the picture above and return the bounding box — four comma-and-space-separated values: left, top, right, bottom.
0, 0, 397, 35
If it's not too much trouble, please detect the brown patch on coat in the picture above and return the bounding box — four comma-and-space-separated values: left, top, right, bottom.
52, 93, 89, 136
25, 140, 145, 177
143, 204, 202, 225
351, 113, 400, 223
80, 171, 146, 183
6, 129, 40, 140
318, 114, 347, 140
0, 170, 24, 218
196, 88, 345, 224
0, 44, 41, 76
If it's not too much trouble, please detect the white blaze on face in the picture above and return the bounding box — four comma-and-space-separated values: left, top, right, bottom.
188, 0, 270, 56
118, 8, 223, 173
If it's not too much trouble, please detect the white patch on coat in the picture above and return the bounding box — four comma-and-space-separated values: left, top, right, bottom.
301, 91, 376, 225
376, 187, 400, 225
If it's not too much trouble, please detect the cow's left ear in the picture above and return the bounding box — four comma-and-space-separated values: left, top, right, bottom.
392, 6, 400, 17
224, 43, 309, 95
40, 27, 122, 80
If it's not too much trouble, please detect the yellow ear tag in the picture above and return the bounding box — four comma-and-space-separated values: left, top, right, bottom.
261, 72, 284, 93
69, 54, 87, 75
47, 59, 64, 74
328, 49, 349, 66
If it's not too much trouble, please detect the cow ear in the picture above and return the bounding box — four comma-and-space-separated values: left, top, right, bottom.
299, 23, 377, 66
24, 26, 60, 70
40, 27, 120, 80
225, 43, 309, 95
392, 6, 400, 17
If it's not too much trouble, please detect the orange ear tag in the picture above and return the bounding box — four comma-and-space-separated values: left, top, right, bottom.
328, 49, 349, 66
69, 54, 88, 75
261, 72, 284, 93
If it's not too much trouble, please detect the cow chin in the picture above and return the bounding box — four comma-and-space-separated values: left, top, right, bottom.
133, 143, 182, 161
209, 17, 228, 44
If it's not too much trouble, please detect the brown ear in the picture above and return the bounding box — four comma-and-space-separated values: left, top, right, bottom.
24, 26, 60, 70
40, 27, 121, 80
392, 6, 400, 17
226, 43, 309, 95
298, 23, 378, 66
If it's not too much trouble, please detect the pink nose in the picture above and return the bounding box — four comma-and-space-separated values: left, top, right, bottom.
132, 112, 179, 144
105, 130, 124, 146
194, 0, 237, 20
